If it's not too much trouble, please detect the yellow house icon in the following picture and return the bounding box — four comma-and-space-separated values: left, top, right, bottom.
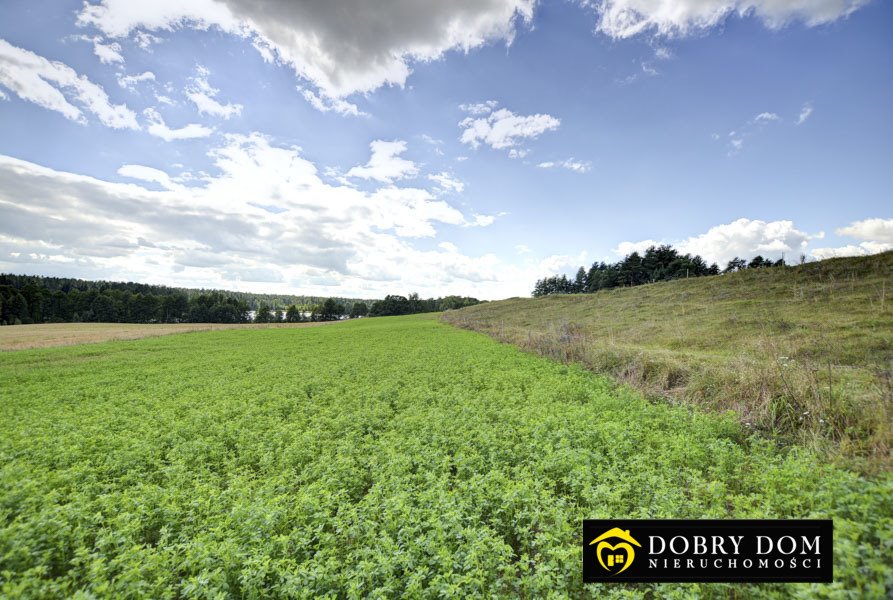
590, 528, 642, 575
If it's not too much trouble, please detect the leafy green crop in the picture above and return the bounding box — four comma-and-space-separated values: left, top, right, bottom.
1, 315, 890, 598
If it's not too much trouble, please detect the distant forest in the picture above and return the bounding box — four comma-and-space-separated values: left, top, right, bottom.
0, 274, 480, 325
532, 245, 786, 296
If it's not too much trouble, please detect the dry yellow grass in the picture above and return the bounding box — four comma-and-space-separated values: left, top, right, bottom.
0, 321, 335, 351
443, 252, 892, 471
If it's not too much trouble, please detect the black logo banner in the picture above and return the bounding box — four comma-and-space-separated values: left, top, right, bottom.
583, 520, 832, 583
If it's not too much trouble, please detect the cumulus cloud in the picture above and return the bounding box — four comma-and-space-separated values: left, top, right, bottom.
810, 242, 892, 259
77, 0, 535, 98
614, 239, 662, 256
459, 103, 560, 151
836, 218, 893, 243
300, 88, 364, 117
143, 107, 213, 141
346, 140, 418, 183
797, 103, 813, 125
591, 0, 869, 39
0, 135, 542, 298
537, 158, 591, 173
813, 218, 893, 257
615, 218, 820, 265
185, 65, 242, 119
0, 38, 139, 129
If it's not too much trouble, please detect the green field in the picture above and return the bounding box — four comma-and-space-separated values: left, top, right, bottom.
444, 252, 893, 469
1, 315, 890, 598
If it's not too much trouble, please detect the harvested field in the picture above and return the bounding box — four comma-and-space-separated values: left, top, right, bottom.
0, 321, 334, 351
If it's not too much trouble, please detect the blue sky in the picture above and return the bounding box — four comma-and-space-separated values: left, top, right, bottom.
0, 0, 890, 299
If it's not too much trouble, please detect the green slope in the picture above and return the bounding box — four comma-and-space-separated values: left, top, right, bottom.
444, 252, 893, 469
1, 316, 890, 598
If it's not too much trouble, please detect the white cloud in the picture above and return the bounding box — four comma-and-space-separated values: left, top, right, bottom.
0, 135, 541, 298
300, 88, 364, 117
615, 218, 820, 265
0, 38, 139, 129
420, 134, 445, 155
810, 242, 892, 259
678, 219, 819, 265
459, 104, 560, 151
592, 0, 869, 39
753, 112, 780, 123
508, 148, 529, 159
470, 214, 498, 227
185, 65, 242, 119
836, 218, 893, 243
346, 140, 418, 183
0, 89, 7, 100
537, 158, 591, 173
640, 61, 658, 76
563, 159, 591, 173
143, 107, 213, 141
797, 103, 813, 125
117, 70, 155, 89
93, 40, 124, 64
428, 172, 465, 193
117, 164, 181, 190
133, 31, 162, 50
654, 46, 672, 60
725, 108, 783, 155
614, 239, 662, 256
459, 100, 499, 115
616, 59, 660, 85
77, 0, 535, 98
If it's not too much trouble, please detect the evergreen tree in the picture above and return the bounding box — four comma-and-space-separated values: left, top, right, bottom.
285, 305, 303, 322
725, 257, 747, 273
255, 304, 273, 323
349, 302, 368, 318
574, 267, 587, 293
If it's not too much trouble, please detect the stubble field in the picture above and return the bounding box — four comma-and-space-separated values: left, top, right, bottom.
0, 321, 332, 351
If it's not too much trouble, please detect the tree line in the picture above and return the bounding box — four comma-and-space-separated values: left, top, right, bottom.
0, 274, 481, 325
532, 245, 787, 296
368, 293, 481, 316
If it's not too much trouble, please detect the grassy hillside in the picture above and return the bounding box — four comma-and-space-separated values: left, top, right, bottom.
1, 315, 890, 597
443, 252, 893, 470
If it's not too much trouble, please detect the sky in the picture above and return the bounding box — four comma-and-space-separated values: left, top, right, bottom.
0, 0, 890, 300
